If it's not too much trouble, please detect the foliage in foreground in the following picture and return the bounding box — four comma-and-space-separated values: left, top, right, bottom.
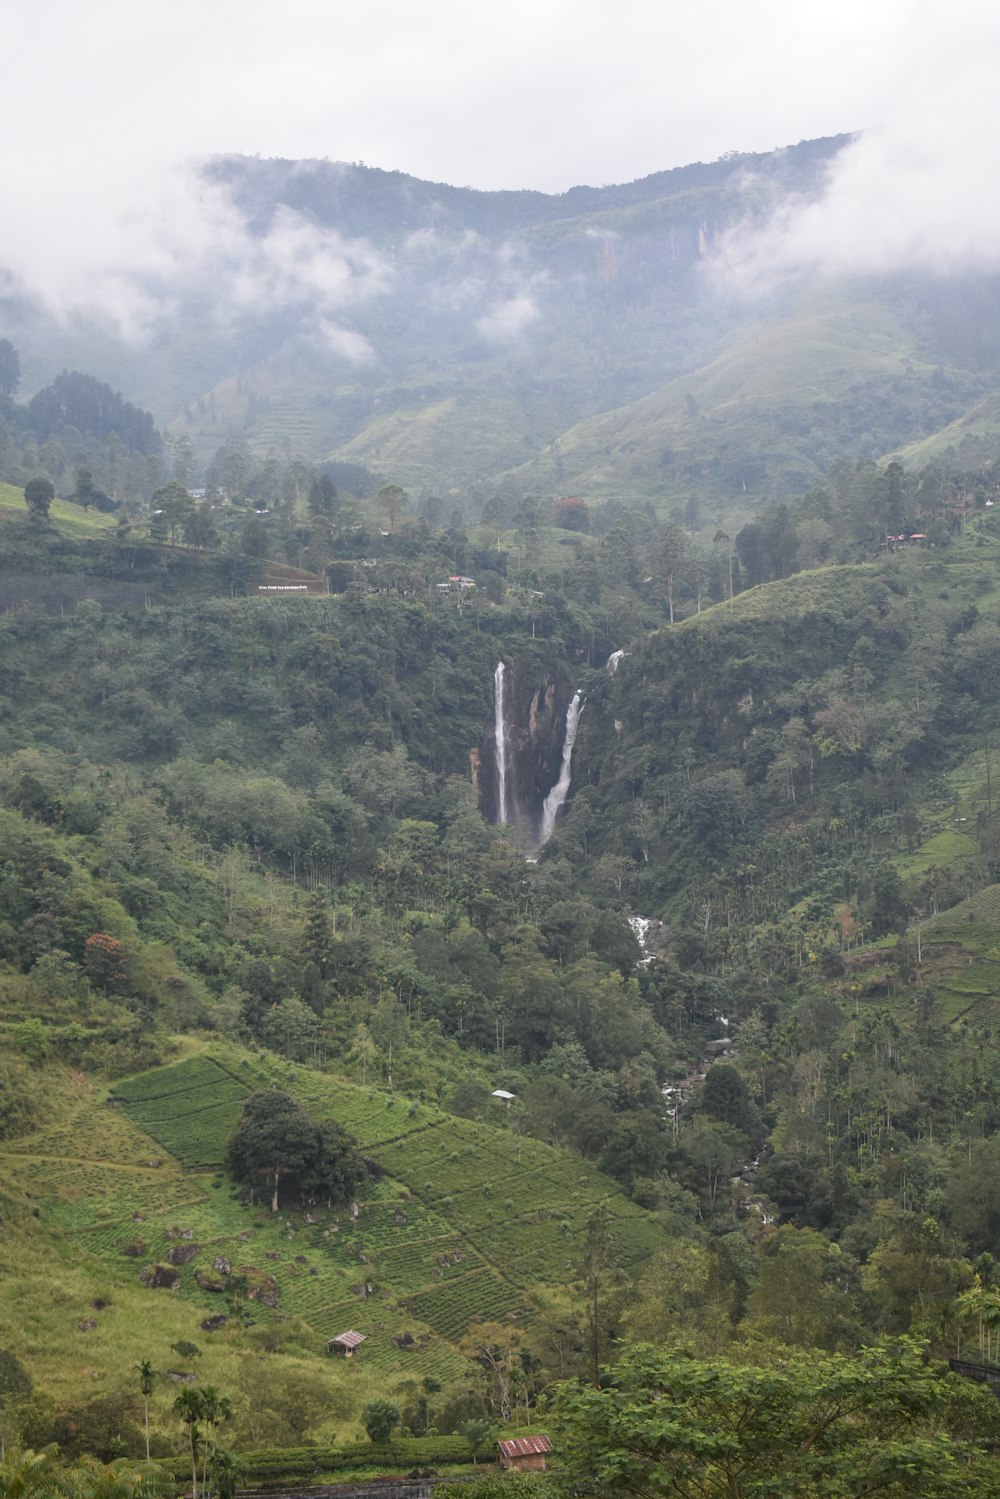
553, 1340, 1000, 1498
0, 1450, 170, 1499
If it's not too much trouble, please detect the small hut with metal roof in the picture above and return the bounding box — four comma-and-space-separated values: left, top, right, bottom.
498, 1435, 552, 1471
326, 1330, 367, 1358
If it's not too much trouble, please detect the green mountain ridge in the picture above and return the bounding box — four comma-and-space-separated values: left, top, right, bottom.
14, 133, 1000, 511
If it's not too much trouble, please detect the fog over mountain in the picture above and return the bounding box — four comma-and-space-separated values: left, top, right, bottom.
5, 126, 1000, 510
4, 2, 997, 334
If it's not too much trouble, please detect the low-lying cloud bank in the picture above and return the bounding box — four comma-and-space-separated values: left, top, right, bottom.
0, 162, 390, 353
718, 16, 1000, 289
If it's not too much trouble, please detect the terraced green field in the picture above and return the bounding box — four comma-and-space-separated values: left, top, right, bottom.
0, 1042, 667, 1404
111, 1052, 252, 1165
918, 886, 1000, 1023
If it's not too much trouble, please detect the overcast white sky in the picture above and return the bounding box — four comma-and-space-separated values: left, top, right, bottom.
3, 0, 999, 329
8, 0, 918, 191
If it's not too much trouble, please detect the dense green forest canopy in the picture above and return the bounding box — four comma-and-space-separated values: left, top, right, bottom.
4, 424, 1000, 1486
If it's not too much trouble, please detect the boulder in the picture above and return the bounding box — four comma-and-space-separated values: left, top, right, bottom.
139, 1264, 181, 1291
240, 1267, 280, 1304
167, 1242, 200, 1266
195, 1269, 226, 1292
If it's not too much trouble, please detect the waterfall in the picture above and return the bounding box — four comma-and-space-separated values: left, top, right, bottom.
493, 661, 511, 824
538, 692, 584, 847
606, 649, 627, 674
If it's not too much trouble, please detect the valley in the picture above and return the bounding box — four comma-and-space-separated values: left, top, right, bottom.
6, 131, 1000, 1495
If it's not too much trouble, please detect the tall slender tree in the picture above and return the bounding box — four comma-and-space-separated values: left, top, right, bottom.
173, 1389, 204, 1499
135, 1360, 154, 1461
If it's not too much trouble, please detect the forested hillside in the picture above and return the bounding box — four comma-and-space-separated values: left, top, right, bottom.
3, 429, 1000, 1490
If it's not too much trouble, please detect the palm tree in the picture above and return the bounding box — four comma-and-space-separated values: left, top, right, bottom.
172, 1389, 204, 1499
0, 1453, 171, 1499
60, 1456, 171, 1499
135, 1361, 155, 1462
194, 1388, 231, 1498
207, 1450, 241, 1499
0, 1448, 60, 1499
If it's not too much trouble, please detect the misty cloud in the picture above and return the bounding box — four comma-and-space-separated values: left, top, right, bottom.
0, 161, 389, 353
313, 320, 377, 362
5, 0, 998, 367
716, 11, 1000, 288
226, 206, 390, 317
0, 162, 236, 340
476, 293, 540, 344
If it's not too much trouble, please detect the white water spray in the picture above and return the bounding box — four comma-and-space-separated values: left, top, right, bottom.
538, 692, 584, 847
493, 661, 511, 824
606, 649, 627, 674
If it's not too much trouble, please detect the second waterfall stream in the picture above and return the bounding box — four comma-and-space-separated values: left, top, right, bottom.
538, 691, 584, 847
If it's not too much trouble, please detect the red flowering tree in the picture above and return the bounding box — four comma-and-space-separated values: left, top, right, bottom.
553, 497, 591, 533
83, 933, 128, 992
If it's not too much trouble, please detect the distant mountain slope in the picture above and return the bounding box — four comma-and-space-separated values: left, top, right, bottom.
497, 293, 987, 503
10, 133, 1000, 506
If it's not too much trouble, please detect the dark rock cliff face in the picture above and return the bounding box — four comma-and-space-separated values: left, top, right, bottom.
479, 664, 573, 839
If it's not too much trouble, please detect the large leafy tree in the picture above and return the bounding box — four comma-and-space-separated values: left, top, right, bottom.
554, 1341, 1000, 1498
27, 371, 158, 453
361, 1399, 401, 1445
23, 477, 54, 523
226, 1090, 364, 1211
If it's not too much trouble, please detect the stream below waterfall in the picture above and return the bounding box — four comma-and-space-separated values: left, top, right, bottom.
628, 916, 770, 1220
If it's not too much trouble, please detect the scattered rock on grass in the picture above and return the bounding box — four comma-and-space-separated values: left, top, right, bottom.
139, 1264, 181, 1291
167, 1242, 200, 1266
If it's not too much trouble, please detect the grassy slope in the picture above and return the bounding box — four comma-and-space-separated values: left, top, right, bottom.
0, 482, 117, 537
890, 390, 1000, 467
496, 296, 931, 504
0, 1041, 665, 1435
236, 295, 926, 504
